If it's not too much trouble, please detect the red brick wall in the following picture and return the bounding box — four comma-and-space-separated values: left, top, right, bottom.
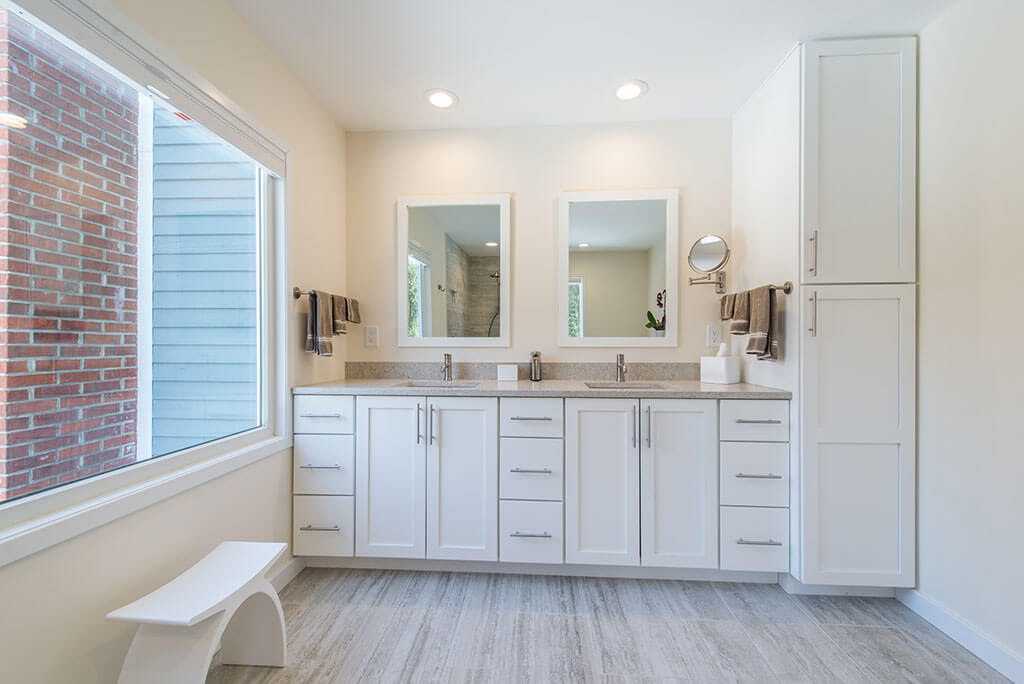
0, 11, 139, 501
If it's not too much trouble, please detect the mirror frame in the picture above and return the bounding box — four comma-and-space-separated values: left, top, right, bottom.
396, 193, 511, 347
557, 189, 679, 348
688, 234, 731, 274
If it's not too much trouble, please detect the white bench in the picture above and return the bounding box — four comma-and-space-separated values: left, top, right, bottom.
107, 541, 288, 684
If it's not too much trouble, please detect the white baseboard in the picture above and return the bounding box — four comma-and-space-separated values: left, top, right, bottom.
896, 588, 1024, 683
270, 555, 306, 591
778, 573, 896, 597
305, 556, 777, 583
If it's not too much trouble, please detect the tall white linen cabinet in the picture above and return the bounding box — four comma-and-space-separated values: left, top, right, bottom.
797, 37, 917, 588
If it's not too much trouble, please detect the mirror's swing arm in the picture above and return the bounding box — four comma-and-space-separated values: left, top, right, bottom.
688, 271, 727, 294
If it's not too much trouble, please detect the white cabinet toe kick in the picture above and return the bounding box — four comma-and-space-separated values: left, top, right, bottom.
292, 393, 792, 578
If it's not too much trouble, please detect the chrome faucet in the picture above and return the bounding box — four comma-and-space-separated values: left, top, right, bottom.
616, 353, 627, 383
441, 353, 453, 382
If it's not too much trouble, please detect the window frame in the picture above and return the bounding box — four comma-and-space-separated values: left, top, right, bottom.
0, 0, 292, 569
568, 274, 585, 338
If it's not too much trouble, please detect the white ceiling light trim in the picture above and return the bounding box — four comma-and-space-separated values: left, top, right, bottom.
425, 88, 458, 108
615, 80, 648, 101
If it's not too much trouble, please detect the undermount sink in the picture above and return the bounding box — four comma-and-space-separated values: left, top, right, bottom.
584, 381, 674, 390
401, 380, 480, 388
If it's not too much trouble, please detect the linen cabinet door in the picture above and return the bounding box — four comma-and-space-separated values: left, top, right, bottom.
565, 398, 639, 566
640, 399, 718, 568
426, 397, 498, 561
802, 38, 916, 284
801, 284, 915, 586
355, 396, 426, 558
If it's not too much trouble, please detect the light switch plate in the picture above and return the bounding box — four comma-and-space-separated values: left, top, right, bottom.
707, 324, 723, 347
364, 325, 378, 347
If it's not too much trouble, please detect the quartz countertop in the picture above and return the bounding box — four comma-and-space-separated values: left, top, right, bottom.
292, 378, 791, 400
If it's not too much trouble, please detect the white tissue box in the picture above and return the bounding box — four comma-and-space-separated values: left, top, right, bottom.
496, 364, 518, 382
700, 356, 740, 384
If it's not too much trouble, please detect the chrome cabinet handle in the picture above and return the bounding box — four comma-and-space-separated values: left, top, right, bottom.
300, 525, 340, 532
631, 405, 637, 448
509, 416, 553, 421
299, 464, 342, 470
429, 404, 437, 445
735, 472, 783, 479
808, 229, 818, 275
300, 413, 341, 418
808, 291, 818, 337
509, 467, 553, 474
416, 403, 423, 444
737, 538, 783, 546
645, 405, 652, 448
510, 531, 552, 538
735, 419, 782, 424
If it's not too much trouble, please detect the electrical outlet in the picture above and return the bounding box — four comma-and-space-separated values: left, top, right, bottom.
364, 325, 379, 347
707, 324, 723, 347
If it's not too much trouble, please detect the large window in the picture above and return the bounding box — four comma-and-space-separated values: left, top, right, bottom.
0, 7, 274, 503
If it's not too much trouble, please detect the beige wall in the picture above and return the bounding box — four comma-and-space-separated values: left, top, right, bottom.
346, 120, 732, 363
917, 0, 1024, 664
569, 250, 651, 337
0, 0, 347, 681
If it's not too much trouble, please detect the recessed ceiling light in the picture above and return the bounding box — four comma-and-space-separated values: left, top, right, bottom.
484, 241, 498, 247
425, 89, 458, 109
0, 112, 28, 129
616, 80, 648, 101
578, 243, 590, 248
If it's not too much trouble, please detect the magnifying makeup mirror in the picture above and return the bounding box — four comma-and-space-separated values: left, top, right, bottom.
687, 234, 729, 293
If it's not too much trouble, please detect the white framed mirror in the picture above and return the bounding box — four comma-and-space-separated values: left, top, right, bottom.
396, 194, 511, 347
557, 189, 679, 347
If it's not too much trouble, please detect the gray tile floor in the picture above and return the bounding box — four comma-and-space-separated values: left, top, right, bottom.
208, 568, 1006, 683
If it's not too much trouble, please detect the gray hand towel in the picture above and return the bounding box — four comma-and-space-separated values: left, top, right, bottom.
720, 293, 736, 320
730, 291, 750, 334
346, 297, 361, 324
332, 295, 348, 335
745, 285, 772, 357
304, 290, 333, 356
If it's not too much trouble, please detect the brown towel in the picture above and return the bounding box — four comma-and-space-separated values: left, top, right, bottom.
332, 295, 348, 335
730, 291, 750, 334
346, 297, 361, 324
304, 291, 333, 356
745, 286, 772, 357
720, 293, 736, 321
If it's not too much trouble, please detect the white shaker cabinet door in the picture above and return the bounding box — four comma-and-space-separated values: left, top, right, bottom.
565, 398, 640, 566
426, 397, 498, 561
640, 399, 719, 569
801, 284, 915, 586
802, 38, 916, 284
355, 395, 427, 558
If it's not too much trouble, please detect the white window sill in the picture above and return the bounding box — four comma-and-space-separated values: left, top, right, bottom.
0, 434, 291, 569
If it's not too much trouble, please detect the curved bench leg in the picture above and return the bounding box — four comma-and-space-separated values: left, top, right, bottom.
219, 582, 287, 668
117, 614, 224, 684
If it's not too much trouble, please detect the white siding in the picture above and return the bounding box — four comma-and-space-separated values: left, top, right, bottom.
151, 106, 260, 456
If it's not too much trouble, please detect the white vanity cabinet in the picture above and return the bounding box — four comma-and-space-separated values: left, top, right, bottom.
801, 284, 916, 587
802, 37, 916, 284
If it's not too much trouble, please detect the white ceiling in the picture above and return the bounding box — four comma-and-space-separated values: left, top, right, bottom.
410, 204, 500, 257
569, 200, 666, 251
228, 0, 951, 131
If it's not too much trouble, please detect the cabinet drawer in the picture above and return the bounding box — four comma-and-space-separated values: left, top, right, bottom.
720, 506, 789, 572
500, 500, 563, 564
294, 434, 354, 495
720, 442, 789, 507
500, 398, 563, 438
720, 400, 789, 442
294, 395, 355, 434
293, 495, 354, 557
500, 438, 563, 501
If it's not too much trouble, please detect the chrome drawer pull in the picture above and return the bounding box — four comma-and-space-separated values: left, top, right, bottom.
510, 531, 552, 539
300, 464, 343, 470
300, 413, 342, 418
735, 419, 782, 424
509, 416, 553, 421
509, 467, 553, 474
735, 472, 782, 479
300, 525, 340, 532
737, 537, 783, 546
